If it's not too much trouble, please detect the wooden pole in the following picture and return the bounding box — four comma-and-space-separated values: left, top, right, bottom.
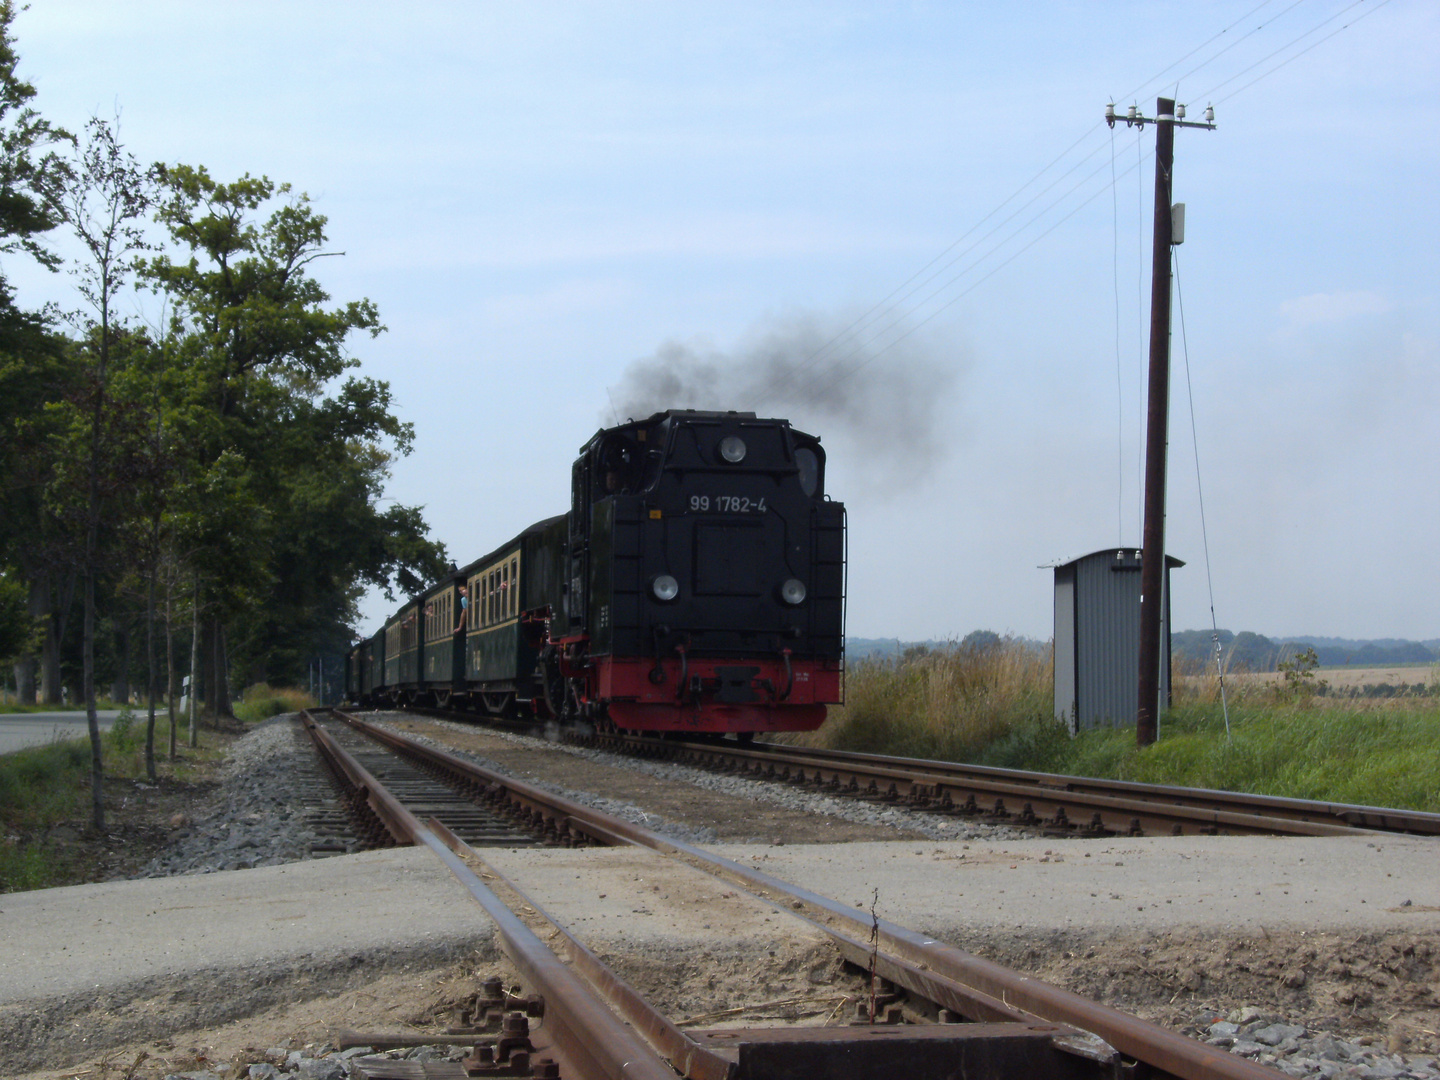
1137, 97, 1176, 747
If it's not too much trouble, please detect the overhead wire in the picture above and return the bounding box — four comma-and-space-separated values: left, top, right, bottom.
1168, 0, 1309, 92
1173, 251, 1232, 739
750, 1, 1293, 411
1202, 0, 1395, 106
800, 147, 1156, 397
752, 0, 1390, 414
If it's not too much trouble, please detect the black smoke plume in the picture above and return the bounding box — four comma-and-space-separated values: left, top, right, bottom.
606, 310, 963, 490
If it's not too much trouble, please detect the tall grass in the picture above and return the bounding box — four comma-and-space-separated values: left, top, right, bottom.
799, 640, 1053, 762
809, 640, 1440, 813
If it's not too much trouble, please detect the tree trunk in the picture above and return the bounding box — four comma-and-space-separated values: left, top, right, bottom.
111, 618, 132, 706
144, 555, 157, 781
213, 617, 233, 719
189, 578, 201, 748
166, 578, 177, 761
20, 575, 43, 704
13, 656, 36, 705
84, 567, 104, 831
202, 618, 216, 716
39, 576, 60, 704
43, 571, 78, 706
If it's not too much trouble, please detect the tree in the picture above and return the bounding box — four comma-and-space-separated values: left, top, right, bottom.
145, 167, 445, 698
0, 2, 73, 704
0, 1, 68, 285
60, 114, 154, 828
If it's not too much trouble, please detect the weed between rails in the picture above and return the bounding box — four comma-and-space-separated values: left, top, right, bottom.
795, 641, 1440, 813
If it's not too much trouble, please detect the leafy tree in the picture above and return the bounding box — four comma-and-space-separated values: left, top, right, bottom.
960, 629, 1002, 653
0, 565, 35, 666
0, 0, 68, 285
144, 167, 445, 700
0, 3, 73, 703
56, 114, 155, 827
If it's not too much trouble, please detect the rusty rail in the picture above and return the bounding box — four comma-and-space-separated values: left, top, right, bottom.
741, 741, 1440, 836
326, 710, 1283, 1080
595, 733, 1386, 838
300, 711, 679, 1079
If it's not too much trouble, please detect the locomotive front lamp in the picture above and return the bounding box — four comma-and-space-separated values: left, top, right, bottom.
651, 574, 680, 602
780, 578, 807, 605
719, 436, 747, 463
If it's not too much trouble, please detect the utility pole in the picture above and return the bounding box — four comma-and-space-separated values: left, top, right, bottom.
1107, 97, 1214, 746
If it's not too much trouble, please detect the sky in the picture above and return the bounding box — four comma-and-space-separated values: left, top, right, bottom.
8, 1, 1438, 643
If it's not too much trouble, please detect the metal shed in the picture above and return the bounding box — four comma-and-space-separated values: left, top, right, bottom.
1051, 548, 1184, 733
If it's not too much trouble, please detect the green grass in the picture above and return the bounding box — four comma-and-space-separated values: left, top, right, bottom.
807, 643, 1440, 813
233, 684, 315, 723
0, 708, 227, 892
0, 699, 122, 714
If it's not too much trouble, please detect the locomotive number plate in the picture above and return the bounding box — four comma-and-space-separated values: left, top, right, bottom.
688, 495, 767, 513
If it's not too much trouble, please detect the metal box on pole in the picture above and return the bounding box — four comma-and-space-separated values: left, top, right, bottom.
1052, 549, 1183, 734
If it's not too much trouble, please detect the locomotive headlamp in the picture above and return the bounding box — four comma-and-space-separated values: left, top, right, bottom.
780, 578, 807, 605
718, 435, 747, 463
651, 574, 680, 602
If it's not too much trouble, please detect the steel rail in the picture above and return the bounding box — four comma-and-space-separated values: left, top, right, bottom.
746, 741, 1440, 836
557, 800, 1281, 1080
602, 733, 1376, 838
426, 816, 738, 1080
300, 710, 418, 845
382, 703, 1434, 835
339, 712, 1283, 1080
333, 708, 627, 849
299, 712, 678, 1080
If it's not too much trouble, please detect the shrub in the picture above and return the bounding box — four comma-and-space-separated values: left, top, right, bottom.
234, 684, 315, 724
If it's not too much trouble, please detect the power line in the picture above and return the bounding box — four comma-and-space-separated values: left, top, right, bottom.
754, 0, 1394, 413
1173, 250, 1232, 739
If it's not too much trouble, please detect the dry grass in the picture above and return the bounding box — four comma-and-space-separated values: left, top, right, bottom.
801, 640, 1440, 812
793, 639, 1054, 762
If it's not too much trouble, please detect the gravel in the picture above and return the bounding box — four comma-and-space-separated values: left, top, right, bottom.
186, 1017, 1440, 1080
373, 713, 1027, 844
1178, 1006, 1440, 1079
162, 1043, 473, 1080
134, 716, 338, 877
127, 712, 1440, 1079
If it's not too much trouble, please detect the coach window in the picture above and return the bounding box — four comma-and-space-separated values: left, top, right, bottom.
501, 563, 510, 619
510, 558, 518, 617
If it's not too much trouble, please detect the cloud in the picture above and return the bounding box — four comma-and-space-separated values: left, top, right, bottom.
1278, 290, 1394, 329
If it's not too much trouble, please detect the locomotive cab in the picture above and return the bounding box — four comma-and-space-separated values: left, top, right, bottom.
558, 410, 845, 734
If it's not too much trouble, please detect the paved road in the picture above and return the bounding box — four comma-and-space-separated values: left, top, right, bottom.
0, 710, 123, 755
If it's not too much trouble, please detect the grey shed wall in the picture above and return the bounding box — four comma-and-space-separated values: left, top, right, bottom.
1053, 549, 1182, 733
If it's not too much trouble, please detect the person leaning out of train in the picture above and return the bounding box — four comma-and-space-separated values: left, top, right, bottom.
454, 585, 468, 634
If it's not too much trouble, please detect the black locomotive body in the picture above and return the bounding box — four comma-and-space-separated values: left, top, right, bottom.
348, 410, 845, 735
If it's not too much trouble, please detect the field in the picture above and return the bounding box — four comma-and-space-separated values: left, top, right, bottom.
795, 642, 1440, 812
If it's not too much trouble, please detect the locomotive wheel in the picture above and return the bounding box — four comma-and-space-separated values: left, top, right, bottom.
540, 652, 569, 721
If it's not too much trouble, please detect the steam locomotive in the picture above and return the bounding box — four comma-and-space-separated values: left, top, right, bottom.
346, 410, 845, 735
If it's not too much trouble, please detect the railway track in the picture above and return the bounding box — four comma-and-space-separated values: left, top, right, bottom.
382, 703, 1439, 838
301, 707, 1285, 1080
583, 730, 1440, 839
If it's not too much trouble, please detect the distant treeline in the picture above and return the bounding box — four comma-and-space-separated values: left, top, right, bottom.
848, 632, 1439, 673
1172, 631, 1438, 672
848, 632, 1049, 660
